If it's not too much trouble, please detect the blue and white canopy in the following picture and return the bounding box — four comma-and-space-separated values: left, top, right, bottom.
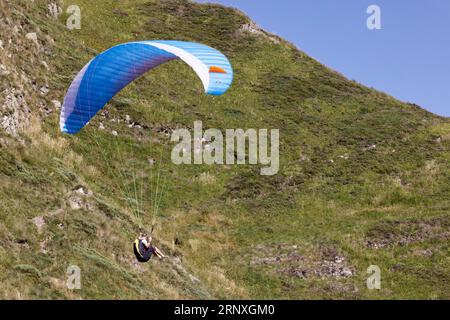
60, 40, 233, 134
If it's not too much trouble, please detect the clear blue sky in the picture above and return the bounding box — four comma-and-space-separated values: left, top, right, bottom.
197, 0, 450, 117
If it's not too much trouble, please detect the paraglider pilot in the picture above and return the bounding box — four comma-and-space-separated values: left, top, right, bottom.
134, 233, 165, 263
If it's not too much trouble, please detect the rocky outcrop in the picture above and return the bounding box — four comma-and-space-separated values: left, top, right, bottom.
238, 21, 280, 44
1, 88, 30, 136
0, 1, 57, 137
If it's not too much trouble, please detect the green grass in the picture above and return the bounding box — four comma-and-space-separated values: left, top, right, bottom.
0, 0, 448, 299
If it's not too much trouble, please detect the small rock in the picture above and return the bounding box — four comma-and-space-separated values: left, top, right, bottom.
51, 100, 61, 109
49, 277, 65, 289
0, 64, 10, 76
189, 274, 200, 284
75, 186, 93, 196
363, 144, 377, 151
99, 122, 105, 130
0, 40, 3, 49
48, 3, 62, 18
340, 267, 353, 277
39, 239, 49, 254
16, 239, 30, 249
125, 115, 131, 122
419, 249, 433, 257
45, 35, 55, 46
31, 216, 46, 233
25, 32, 38, 43
41, 61, 49, 70
111, 130, 118, 136
68, 196, 83, 210
40, 85, 49, 95
172, 256, 182, 264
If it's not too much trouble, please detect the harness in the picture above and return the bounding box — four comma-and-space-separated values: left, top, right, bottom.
133, 239, 154, 263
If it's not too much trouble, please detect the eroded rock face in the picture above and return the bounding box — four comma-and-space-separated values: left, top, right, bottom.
239, 22, 280, 44
1, 88, 30, 136
365, 216, 450, 249
249, 243, 356, 280
0, 2, 57, 137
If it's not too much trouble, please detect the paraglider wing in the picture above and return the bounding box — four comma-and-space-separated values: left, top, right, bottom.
60, 41, 233, 134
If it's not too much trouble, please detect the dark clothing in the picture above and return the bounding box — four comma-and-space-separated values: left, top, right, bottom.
133, 239, 156, 263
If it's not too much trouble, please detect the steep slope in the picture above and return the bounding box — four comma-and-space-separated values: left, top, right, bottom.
0, 0, 449, 299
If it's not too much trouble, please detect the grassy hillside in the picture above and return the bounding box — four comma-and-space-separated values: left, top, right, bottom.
0, 0, 449, 299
